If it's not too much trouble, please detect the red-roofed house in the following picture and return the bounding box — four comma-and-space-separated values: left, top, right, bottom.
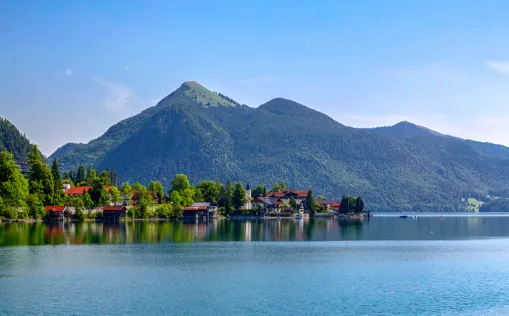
267, 189, 308, 199
331, 201, 341, 211
44, 206, 71, 219
65, 186, 113, 196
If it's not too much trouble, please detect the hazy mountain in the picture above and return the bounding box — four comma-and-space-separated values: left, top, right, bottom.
50, 82, 509, 212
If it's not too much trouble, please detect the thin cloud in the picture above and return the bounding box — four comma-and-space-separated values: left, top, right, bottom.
65, 67, 73, 76
485, 61, 509, 75
94, 77, 135, 112
93, 77, 161, 115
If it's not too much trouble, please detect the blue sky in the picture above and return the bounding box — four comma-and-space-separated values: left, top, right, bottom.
2, 0, 509, 155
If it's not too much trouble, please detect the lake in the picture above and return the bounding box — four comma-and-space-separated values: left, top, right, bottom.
1, 214, 509, 315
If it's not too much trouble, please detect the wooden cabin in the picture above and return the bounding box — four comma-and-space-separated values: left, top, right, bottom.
44, 206, 70, 220
102, 206, 128, 221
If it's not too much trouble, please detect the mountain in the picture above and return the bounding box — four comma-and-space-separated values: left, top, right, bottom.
0, 117, 35, 170
50, 82, 509, 212
373, 121, 509, 160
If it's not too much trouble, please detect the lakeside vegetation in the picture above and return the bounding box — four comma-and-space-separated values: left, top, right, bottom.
0, 146, 365, 221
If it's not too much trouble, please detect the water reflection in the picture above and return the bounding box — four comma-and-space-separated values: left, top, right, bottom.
2, 216, 509, 246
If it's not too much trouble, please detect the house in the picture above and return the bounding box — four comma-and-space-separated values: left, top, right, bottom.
183, 202, 216, 220
250, 197, 282, 213
314, 198, 333, 210
102, 206, 127, 220
65, 186, 92, 196
44, 206, 71, 220
64, 185, 113, 196
267, 189, 309, 199
331, 201, 341, 211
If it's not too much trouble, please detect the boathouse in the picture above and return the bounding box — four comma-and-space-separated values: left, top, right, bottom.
102, 206, 128, 221
44, 206, 71, 220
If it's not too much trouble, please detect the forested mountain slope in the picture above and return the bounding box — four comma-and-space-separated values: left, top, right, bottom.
50, 82, 509, 211
0, 117, 36, 170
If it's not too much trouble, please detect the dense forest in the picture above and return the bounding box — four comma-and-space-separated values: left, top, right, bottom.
0, 117, 35, 171
48, 81, 509, 212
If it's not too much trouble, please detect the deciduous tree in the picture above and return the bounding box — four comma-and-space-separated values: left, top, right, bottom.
232, 182, 247, 210
0, 152, 29, 208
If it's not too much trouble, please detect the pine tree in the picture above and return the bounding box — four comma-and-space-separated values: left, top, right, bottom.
51, 158, 64, 205
76, 165, 86, 183
305, 189, 316, 215
262, 186, 267, 197
355, 197, 365, 213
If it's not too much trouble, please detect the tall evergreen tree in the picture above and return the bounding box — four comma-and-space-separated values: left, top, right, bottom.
339, 196, 350, 214
305, 189, 316, 215
355, 197, 365, 213
76, 165, 86, 183
51, 158, 64, 205
262, 186, 267, 197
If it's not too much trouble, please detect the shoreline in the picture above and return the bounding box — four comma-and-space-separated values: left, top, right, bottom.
0, 213, 368, 223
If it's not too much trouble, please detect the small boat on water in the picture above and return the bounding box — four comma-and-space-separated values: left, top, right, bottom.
296, 215, 302, 220
399, 215, 408, 219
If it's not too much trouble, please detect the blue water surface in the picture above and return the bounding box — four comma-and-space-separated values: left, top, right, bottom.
1, 216, 509, 315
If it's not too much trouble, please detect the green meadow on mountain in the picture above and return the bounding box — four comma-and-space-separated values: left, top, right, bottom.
36, 81, 509, 212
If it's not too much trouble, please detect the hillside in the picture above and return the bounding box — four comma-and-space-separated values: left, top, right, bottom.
0, 117, 35, 170
50, 82, 509, 212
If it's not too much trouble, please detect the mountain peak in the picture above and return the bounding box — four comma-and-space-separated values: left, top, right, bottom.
178, 81, 238, 107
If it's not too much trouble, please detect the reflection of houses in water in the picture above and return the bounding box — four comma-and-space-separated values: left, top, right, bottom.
244, 221, 252, 241
103, 223, 127, 244
44, 223, 69, 245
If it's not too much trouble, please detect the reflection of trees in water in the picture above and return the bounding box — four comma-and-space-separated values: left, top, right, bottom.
339, 219, 364, 240
6, 216, 509, 246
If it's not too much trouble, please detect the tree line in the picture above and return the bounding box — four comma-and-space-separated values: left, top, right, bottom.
0, 147, 364, 220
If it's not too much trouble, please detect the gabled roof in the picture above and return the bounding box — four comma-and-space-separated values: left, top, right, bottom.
44, 206, 66, 212
192, 202, 211, 207
66, 186, 113, 195
65, 186, 92, 195
183, 206, 208, 211
314, 198, 333, 205
331, 202, 341, 207
103, 206, 127, 212
267, 189, 309, 199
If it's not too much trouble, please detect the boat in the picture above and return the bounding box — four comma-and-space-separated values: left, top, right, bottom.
399, 215, 408, 219
296, 215, 302, 220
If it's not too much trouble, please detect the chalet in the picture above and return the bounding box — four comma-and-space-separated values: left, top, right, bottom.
44, 206, 71, 220
64, 185, 113, 196
65, 186, 92, 196
102, 206, 127, 220
267, 189, 308, 199
314, 198, 333, 210
250, 197, 282, 213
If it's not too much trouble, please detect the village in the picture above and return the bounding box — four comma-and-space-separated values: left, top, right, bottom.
43, 182, 367, 222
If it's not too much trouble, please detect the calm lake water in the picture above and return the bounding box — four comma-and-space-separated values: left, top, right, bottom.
2, 214, 509, 315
